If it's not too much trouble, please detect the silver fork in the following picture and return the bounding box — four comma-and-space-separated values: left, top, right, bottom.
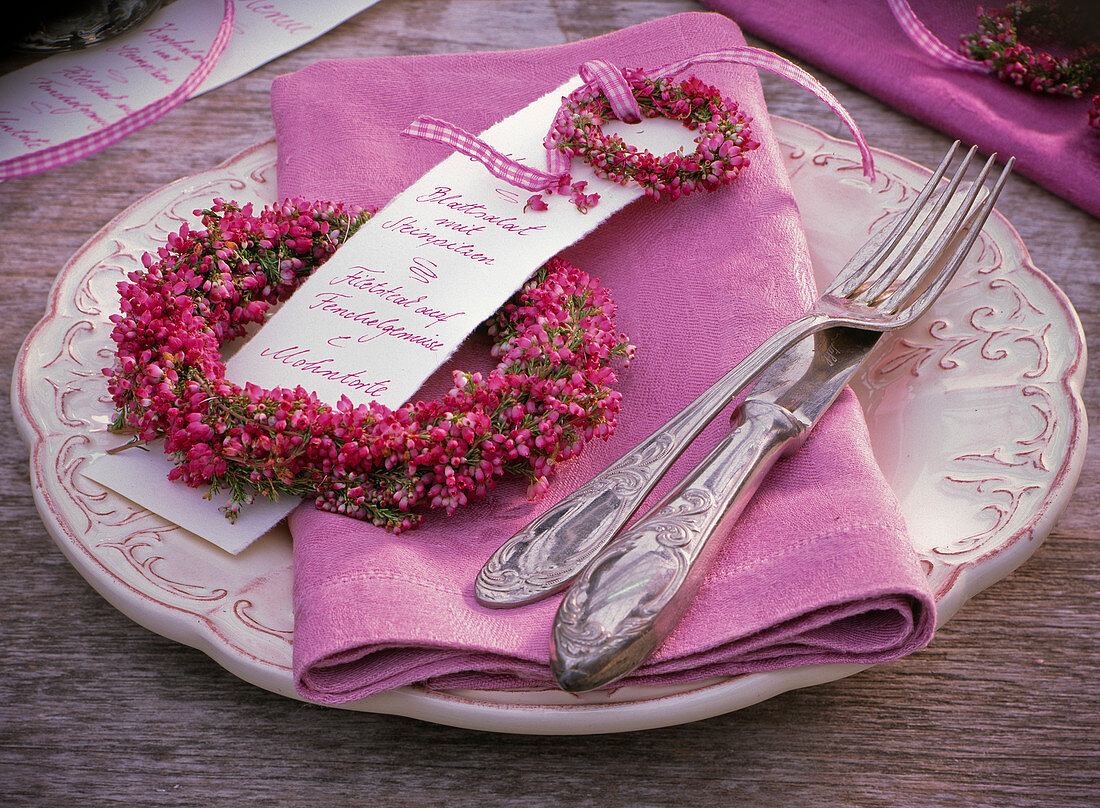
475, 143, 1015, 608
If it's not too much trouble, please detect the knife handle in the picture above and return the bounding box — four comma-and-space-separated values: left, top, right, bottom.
549, 399, 807, 692
475, 315, 820, 608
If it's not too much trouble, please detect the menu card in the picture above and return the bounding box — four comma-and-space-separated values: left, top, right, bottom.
194, 0, 383, 95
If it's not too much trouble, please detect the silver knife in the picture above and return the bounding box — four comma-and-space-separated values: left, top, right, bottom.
549, 324, 882, 692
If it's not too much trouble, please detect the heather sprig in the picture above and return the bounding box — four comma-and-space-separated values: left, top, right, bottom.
104, 198, 633, 532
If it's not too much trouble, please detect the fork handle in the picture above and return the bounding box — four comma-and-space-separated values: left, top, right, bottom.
475, 314, 821, 607
549, 399, 806, 691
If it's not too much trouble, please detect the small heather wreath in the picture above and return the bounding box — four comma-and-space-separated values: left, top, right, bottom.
104, 198, 633, 532
962, 0, 1100, 99
537, 69, 760, 208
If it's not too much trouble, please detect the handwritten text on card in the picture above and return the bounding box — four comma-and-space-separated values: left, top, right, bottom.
227, 80, 698, 411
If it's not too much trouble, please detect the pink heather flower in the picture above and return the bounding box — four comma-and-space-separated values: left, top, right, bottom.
568, 181, 600, 213
524, 193, 549, 212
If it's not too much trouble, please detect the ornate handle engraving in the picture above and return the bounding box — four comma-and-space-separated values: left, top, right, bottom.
550, 400, 804, 692
476, 432, 677, 604
474, 318, 819, 608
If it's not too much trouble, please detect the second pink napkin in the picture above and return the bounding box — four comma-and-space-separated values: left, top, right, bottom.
271, 12, 935, 704
702, 0, 1100, 219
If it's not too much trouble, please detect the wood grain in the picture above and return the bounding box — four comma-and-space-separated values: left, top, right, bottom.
1, 2, 1097, 806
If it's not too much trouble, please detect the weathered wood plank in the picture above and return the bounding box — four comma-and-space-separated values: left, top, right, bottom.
1, 2, 1096, 806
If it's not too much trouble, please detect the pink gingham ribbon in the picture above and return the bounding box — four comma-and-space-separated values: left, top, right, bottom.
888, 0, 988, 72
577, 59, 642, 123
401, 116, 562, 192
402, 45, 877, 192
0, 0, 235, 181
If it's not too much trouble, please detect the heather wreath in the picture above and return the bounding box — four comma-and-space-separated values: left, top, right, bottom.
527, 69, 760, 211
104, 198, 633, 532
962, 0, 1100, 99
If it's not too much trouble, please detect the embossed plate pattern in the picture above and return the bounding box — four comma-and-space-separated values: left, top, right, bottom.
13, 118, 1087, 734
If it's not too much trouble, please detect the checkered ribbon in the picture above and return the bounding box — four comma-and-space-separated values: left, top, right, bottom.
888, 0, 989, 72
578, 59, 642, 123
0, 0, 235, 181
402, 116, 562, 192
403, 45, 879, 191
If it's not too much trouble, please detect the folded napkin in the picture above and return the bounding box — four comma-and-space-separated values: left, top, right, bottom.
702, 0, 1100, 219
271, 11, 935, 704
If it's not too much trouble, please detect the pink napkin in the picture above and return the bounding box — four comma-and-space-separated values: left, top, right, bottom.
702, 0, 1100, 219
271, 11, 935, 704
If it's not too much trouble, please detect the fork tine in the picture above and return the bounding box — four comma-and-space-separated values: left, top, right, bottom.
891, 156, 1014, 321
861, 145, 979, 302
881, 151, 999, 310
826, 141, 960, 297
884, 155, 1012, 318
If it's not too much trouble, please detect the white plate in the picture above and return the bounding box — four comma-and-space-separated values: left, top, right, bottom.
13, 118, 1087, 734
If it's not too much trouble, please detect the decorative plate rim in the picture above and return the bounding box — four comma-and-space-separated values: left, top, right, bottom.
12, 117, 1088, 734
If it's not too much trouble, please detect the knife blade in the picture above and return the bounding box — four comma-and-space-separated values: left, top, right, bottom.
549, 324, 882, 692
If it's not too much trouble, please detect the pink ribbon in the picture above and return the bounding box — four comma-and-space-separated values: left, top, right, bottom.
888, 0, 989, 73
0, 0, 235, 180
401, 45, 877, 194
402, 116, 562, 192
577, 59, 643, 123
650, 47, 875, 178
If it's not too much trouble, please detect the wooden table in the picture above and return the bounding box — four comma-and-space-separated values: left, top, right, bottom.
2, 2, 1096, 805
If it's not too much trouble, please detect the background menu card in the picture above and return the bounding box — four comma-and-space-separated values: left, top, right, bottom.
0, 0, 380, 173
